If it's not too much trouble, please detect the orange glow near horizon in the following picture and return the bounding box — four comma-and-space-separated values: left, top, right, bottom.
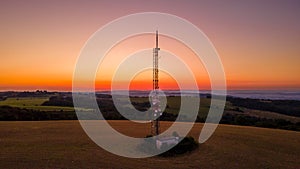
1, 1, 300, 91
93, 34, 211, 91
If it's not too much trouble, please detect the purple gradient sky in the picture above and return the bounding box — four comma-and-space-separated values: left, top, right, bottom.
0, 0, 299, 90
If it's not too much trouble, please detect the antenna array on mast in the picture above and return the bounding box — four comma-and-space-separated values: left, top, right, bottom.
151, 30, 161, 136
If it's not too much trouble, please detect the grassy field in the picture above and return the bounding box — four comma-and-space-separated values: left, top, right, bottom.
226, 108, 300, 123
0, 120, 299, 169
0, 97, 74, 111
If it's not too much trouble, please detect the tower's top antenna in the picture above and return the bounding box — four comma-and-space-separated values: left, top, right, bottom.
156, 30, 158, 48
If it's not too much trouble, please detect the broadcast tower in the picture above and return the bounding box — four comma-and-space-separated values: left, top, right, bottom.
151, 31, 161, 136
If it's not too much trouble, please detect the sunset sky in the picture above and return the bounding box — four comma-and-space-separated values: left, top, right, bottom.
0, 0, 299, 91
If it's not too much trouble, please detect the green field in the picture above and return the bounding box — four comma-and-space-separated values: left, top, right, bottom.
0, 97, 74, 111
0, 120, 299, 169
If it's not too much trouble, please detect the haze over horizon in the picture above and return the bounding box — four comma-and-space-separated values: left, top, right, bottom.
1, 0, 299, 91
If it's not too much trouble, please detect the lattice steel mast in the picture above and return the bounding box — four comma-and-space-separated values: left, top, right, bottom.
151, 30, 161, 136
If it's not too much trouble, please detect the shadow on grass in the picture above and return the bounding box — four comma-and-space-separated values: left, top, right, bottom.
138, 135, 199, 157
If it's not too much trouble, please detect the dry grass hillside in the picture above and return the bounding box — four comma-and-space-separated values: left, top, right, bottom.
0, 120, 299, 169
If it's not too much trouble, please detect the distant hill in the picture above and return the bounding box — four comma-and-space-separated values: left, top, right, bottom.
0, 92, 300, 131
227, 96, 300, 117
